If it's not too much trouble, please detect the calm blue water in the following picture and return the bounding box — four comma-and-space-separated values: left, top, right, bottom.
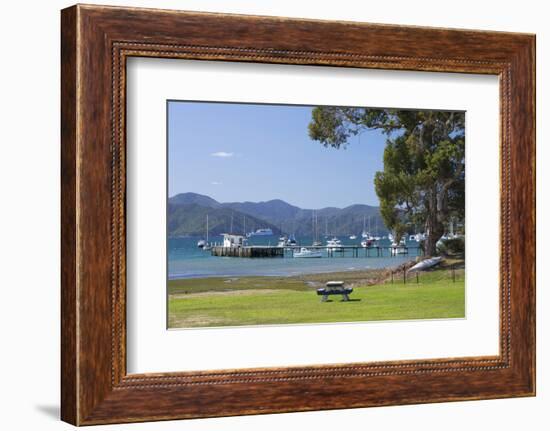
168, 235, 422, 279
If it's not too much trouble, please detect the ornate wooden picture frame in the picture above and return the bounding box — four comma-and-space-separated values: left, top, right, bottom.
61, 4, 535, 425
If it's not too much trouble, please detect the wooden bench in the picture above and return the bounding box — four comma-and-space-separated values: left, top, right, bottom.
316, 281, 353, 302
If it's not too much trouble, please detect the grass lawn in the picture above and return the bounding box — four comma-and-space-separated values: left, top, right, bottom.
168, 268, 465, 328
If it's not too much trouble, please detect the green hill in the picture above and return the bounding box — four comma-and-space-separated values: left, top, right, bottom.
168, 193, 389, 237
168, 203, 281, 237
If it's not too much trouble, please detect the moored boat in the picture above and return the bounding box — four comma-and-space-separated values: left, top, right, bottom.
391, 246, 407, 255
326, 237, 343, 250
246, 228, 274, 237
294, 247, 323, 258
277, 236, 288, 247
361, 238, 373, 248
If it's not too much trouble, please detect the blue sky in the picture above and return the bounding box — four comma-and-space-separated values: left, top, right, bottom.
168, 101, 387, 209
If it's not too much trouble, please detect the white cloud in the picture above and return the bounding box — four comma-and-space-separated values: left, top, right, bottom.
210, 151, 233, 158
211, 181, 222, 185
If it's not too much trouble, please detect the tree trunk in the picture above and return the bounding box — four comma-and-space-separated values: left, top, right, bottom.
424, 189, 445, 256
424, 219, 444, 256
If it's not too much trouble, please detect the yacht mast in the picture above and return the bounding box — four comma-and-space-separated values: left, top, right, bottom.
206, 214, 209, 243
312, 210, 315, 240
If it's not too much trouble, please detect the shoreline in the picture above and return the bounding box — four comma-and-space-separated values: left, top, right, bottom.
168, 258, 464, 296
168, 259, 416, 282
167, 265, 411, 296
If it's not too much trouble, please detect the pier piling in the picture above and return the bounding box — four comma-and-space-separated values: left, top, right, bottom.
209, 245, 422, 258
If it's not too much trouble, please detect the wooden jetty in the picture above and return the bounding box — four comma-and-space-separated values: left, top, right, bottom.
307, 245, 420, 258
211, 246, 284, 258
210, 245, 422, 258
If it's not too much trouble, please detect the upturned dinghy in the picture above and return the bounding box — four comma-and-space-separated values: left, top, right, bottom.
408, 256, 443, 272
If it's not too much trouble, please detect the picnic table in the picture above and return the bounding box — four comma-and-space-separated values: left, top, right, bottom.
316, 281, 353, 302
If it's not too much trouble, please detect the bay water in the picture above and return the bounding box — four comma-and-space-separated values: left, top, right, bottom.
168, 235, 421, 279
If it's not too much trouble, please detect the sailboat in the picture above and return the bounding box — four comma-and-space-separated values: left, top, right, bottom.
277, 235, 288, 247
361, 238, 373, 248
312, 210, 322, 246
390, 232, 406, 255
201, 214, 212, 250
361, 215, 369, 239
373, 218, 381, 241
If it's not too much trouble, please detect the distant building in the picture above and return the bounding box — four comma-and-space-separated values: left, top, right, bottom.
222, 233, 247, 248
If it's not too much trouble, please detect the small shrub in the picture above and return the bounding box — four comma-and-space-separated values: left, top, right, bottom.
437, 237, 465, 256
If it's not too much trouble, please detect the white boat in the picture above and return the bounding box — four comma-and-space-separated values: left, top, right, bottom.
414, 233, 426, 242
436, 221, 462, 246
326, 237, 343, 250
408, 256, 443, 272
277, 236, 288, 247
294, 247, 323, 258
246, 228, 273, 237
390, 239, 407, 255
198, 214, 211, 249
311, 211, 324, 246
392, 247, 407, 255
391, 246, 407, 255
390, 237, 407, 255
361, 238, 373, 248
361, 215, 368, 238
361, 216, 376, 240
349, 234, 357, 240
436, 234, 454, 248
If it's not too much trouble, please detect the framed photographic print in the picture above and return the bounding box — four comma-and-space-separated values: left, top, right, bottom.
61, 4, 535, 425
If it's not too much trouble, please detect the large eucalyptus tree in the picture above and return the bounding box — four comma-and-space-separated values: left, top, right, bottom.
308, 107, 465, 255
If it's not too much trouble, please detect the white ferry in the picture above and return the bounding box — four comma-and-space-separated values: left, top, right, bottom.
246, 228, 274, 237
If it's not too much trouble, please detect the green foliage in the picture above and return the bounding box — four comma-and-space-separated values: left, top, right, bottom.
437, 237, 465, 256
309, 107, 465, 254
168, 203, 281, 237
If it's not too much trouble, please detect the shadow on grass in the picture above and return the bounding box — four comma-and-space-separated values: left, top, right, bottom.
322, 298, 362, 303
